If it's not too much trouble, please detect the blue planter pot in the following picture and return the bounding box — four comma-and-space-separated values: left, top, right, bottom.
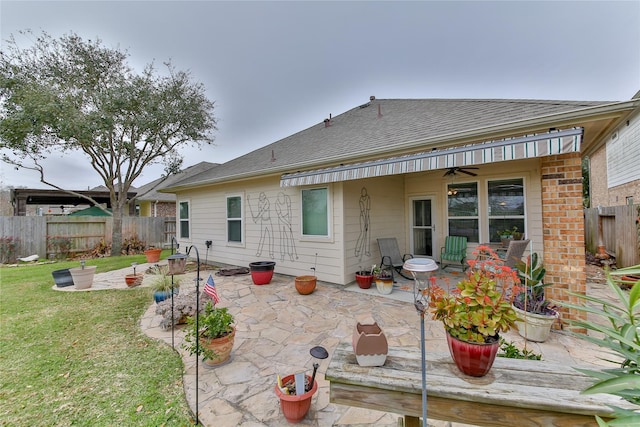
154, 288, 179, 303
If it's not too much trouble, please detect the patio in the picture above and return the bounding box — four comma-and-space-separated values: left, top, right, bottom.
83, 262, 613, 426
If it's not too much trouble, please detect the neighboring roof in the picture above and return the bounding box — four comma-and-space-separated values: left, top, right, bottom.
68, 206, 112, 216
135, 161, 219, 201
164, 97, 639, 191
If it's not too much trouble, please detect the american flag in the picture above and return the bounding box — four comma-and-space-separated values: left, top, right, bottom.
204, 274, 220, 305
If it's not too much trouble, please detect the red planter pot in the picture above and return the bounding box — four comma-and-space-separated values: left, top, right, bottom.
445, 331, 499, 377
355, 271, 373, 289
249, 261, 276, 285
274, 374, 318, 423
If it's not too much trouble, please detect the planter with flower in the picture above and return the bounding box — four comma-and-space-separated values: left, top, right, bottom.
183, 301, 235, 367
372, 264, 393, 295
428, 246, 518, 376
497, 226, 522, 245
512, 253, 558, 342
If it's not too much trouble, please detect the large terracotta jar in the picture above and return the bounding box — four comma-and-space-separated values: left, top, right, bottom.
352, 320, 388, 367
445, 331, 499, 377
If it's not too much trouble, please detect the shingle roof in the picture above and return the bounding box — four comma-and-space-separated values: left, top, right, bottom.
169, 98, 614, 189
135, 161, 219, 201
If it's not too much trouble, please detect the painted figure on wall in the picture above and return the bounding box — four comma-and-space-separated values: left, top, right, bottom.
276, 192, 298, 262
248, 192, 274, 258
355, 187, 371, 259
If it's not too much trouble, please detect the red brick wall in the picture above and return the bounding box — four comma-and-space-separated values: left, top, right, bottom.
541, 152, 587, 324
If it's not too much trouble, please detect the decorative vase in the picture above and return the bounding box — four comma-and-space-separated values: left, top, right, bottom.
274, 374, 318, 423
352, 320, 388, 366
125, 273, 144, 287
295, 275, 316, 295
52, 268, 74, 288
153, 288, 178, 304
374, 276, 393, 295
144, 248, 162, 263
201, 326, 236, 367
69, 265, 97, 290
249, 261, 276, 285
445, 330, 499, 377
513, 305, 558, 343
355, 271, 373, 289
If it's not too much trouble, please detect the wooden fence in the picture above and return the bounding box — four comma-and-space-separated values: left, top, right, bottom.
584, 204, 640, 268
0, 216, 175, 262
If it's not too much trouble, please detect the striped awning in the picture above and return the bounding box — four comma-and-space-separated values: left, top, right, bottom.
280, 128, 583, 187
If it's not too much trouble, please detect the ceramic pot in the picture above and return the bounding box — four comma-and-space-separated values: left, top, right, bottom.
513, 305, 558, 342
69, 265, 97, 290
144, 248, 162, 263
375, 276, 393, 295
249, 261, 276, 285
52, 268, 74, 288
153, 288, 178, 303
295, 275, 316, 295
125, 273, 144, 287
274, 374, 318, 423
352, 321, 388, 366
445, 330, 499, 377
355, 271, 373, 289
201, 326, 236, 367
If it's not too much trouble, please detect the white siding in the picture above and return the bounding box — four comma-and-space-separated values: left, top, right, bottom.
607, 112, 640, 188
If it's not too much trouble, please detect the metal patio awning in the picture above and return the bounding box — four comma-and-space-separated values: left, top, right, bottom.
280, 128, 583, 187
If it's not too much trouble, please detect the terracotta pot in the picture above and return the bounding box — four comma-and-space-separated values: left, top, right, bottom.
513, 305, 558, 343
201, 326, 236, 367
352, 321, 388, 366
274, 374, 318, 423
249, 261, 276, 285
125, 273, 144, 287
445, 330, 499, 377
295, 275, 316, 295
355, 271, 373, 289
144, 248, 162, 263
69, 265, 97, 290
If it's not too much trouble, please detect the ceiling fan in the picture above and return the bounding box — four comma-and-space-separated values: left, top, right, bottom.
443, 167, 479, 177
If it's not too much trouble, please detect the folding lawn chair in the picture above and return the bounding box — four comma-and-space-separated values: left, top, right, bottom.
377, 238, 414, 281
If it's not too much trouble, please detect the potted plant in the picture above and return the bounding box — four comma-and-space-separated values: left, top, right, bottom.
274, 373, 318, 423
150, 265, 181, 303
355, 268, 373, 289
428, 246, 518, 376
512, 253, 558, 342
497, 226, 521, 245
183, 301, 235, 366
372, 264, 393, 295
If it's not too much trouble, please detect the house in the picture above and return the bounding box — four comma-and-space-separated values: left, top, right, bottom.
163, 95, 640, 323
586, 90, 640, 207
134, 162, 218, 217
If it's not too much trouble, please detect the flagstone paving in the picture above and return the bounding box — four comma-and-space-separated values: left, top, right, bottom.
67, 261, 617, 426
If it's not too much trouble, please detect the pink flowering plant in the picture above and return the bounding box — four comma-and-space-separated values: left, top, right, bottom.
429, 245, 519, 344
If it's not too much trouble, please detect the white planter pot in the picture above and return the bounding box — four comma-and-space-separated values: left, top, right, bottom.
513, 305, 558, 342
69, 265, 97, 290
375, 278, 393, 295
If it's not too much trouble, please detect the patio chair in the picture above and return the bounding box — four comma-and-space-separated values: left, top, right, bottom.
377, 238, 414, 281
440, 235, 468, 271
501, 239, 531, 269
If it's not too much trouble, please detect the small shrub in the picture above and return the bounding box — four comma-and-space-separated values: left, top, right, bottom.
46, 236, 72, 260
498, 338, 542, 360
0, 236, 17, 263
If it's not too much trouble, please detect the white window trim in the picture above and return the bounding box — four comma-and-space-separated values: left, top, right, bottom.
226, 193, 245, 246
178, 199, 191, 240
300, 185, 333, 241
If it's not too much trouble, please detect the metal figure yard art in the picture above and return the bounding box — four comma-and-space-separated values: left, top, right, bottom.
276, 192, 298, 261
355, 187, 371, 260
248, 192, 274, 258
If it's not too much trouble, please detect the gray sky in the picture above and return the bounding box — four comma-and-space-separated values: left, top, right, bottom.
1, 1, 639, 190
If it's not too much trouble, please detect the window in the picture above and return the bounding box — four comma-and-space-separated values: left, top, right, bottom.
302, 187, 329, 237
179, 201, 190, 239
447, 182, 479, 243
226, 195, 243, 243
488, 178, 525, 243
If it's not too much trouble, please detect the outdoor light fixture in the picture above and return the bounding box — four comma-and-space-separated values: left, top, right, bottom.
167, 252, 187, 275
403, 257, 438, 426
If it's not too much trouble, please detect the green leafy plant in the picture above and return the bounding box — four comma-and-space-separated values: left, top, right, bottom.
561, 265, 640, 426
513, 252, 556, 315
183, 301, 235, 361
428, 245, 519, 343
497, 338, 542, 360
497, 225, 519, 239
149, 264, 181, 292
372, 264, 392, 279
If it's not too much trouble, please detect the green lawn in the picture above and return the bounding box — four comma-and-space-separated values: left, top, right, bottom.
0, 253, 194, 426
